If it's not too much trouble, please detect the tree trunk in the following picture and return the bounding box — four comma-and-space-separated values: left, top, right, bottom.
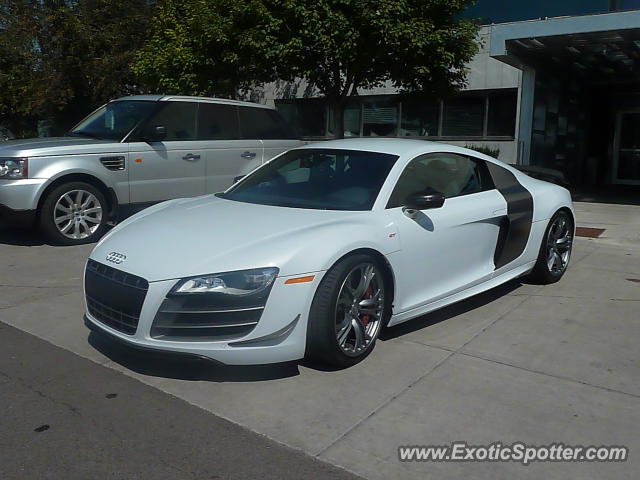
332, 100, 345, 139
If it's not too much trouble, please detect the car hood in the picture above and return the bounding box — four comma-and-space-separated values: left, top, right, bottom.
0, 137, 124, 157
91, 195, 370, 282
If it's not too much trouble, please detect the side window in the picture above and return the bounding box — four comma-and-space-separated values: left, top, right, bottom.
197, 103, 239, 140
142, 102, 197, 141
387, 153, 493, 208
239, 106, 297, 140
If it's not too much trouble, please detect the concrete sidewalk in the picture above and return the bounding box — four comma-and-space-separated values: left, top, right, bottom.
1, 201, 639, 479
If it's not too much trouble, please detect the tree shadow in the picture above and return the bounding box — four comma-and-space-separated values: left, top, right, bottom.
0, 226, 46, 246
380, 279, 524, 341
88, 331, 301, 383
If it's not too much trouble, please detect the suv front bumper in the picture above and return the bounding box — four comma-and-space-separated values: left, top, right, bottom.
0, 177, 47, 207
0, 178, 47, 227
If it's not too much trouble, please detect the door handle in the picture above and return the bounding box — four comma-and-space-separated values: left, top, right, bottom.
182, 153, 201, 161
241, 151, 257, 159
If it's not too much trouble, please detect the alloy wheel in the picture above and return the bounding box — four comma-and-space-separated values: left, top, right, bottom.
546, 215, 573, 275
53, 189, 103, 240
334, 263, 385, 357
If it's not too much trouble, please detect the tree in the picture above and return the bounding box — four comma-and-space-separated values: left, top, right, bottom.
133, 0, 285, 99
134, 0, 479, 138
0, 0, 153, 136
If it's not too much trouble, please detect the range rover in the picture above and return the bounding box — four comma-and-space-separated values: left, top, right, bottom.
0, 95, 301, 244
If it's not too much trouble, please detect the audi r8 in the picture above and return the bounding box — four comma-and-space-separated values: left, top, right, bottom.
84, 139, 574, 367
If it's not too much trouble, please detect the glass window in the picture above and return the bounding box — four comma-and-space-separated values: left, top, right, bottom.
70, 100, 157, 141
442, 97, 485, 137
140, 102, 197, 141
197, 103, 239, 140
462, 0, 612, 24
387, 153, 492, 207
487, 91, 517, 137
328, 102, 361, 137
220, 148, 398, 211
362, 99, 398, 136
239, 106, 296, 140
276, 100, 326, 137
612, 0, 640, 11
400, 100, 439, 137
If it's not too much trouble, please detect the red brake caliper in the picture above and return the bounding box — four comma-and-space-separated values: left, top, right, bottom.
359, 285, 373, 327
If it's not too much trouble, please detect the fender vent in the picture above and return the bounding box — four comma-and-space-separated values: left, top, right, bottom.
100, 156, 125, 171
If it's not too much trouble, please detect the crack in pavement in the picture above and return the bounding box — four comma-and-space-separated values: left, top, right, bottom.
314, 294, 531, 457
397, 340, 640, 400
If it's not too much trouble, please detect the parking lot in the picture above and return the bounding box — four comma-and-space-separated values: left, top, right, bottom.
1, 200, 639, 479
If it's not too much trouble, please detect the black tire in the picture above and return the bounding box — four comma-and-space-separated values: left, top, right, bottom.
39, 181, 109, 245
527, 209, 574, 284
306, 253, 390, 368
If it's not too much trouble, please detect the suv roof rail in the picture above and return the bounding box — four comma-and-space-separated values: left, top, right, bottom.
113, 95, 273, 109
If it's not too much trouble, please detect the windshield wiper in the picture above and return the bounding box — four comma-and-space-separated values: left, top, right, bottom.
67, 131, 104, 140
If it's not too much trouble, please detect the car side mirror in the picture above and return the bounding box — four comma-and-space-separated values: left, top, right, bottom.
233, 175, 245, 183
403, 190, 445, 218
144, 125, 166, 142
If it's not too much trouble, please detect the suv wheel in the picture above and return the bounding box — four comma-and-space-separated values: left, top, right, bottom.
40, 182, 108, 245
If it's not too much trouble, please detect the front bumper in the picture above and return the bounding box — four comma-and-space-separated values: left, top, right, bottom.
84, 272, 323, 365
0, 178, 47, 211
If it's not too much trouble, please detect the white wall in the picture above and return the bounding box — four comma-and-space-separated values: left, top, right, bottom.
256, 26, 523, 163
259, 27, 522, 104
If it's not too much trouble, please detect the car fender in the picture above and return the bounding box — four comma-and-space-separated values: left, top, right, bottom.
30, 157, 129, 206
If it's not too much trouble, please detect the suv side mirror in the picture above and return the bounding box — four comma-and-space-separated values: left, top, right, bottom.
144, 125, 166, 142
403, 190, 445, 218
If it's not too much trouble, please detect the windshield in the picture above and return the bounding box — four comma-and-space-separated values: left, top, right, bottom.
69, 100, 158, 141
219, 149, 398, 211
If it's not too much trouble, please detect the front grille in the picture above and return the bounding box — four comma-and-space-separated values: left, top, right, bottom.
100, 155, 125, 171
85, 259, 149, 335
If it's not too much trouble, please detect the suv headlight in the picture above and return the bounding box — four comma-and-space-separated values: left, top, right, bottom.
172, 267, 279, 296
0, 158, 28, 179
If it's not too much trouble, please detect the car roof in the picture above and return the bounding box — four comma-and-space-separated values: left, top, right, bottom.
112, 95, 273, 110
299, 138, 512, 168
301, 138, 445, 157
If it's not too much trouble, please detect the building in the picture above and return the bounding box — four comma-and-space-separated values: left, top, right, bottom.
264, 1, 640, 186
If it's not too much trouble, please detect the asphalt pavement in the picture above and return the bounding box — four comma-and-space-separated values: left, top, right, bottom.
0, 321, 361, 480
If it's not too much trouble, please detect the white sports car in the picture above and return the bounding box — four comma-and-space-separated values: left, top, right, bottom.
84, 139, 574, 367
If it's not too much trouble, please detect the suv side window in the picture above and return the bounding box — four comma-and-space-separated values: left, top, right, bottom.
387, 152, 493, 208
239, 106, 297, 140
141, 102, 197, 141
197, 103, 239, 140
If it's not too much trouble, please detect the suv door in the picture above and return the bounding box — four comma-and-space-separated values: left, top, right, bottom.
238, 106, 301, 162
385, 152, 507, 313
198, 103, 262, 194
128, 101, 205, 203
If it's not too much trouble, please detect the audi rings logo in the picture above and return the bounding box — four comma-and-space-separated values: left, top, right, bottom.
106, 252, 126, 265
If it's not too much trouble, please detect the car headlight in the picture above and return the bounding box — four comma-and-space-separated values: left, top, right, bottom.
0, 158, 28, 179
171, 267, 279, 296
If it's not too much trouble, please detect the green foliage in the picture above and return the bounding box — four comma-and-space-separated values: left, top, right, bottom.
465, 144, 501, 158
134, 0, 479, 137
0, 0, 153, 135
133, 0, 284, 98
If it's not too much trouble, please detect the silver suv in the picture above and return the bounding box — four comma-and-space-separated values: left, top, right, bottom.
0, 95, 302, 244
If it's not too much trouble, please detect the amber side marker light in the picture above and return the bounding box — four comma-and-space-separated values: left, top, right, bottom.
284, 275, 315, 285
